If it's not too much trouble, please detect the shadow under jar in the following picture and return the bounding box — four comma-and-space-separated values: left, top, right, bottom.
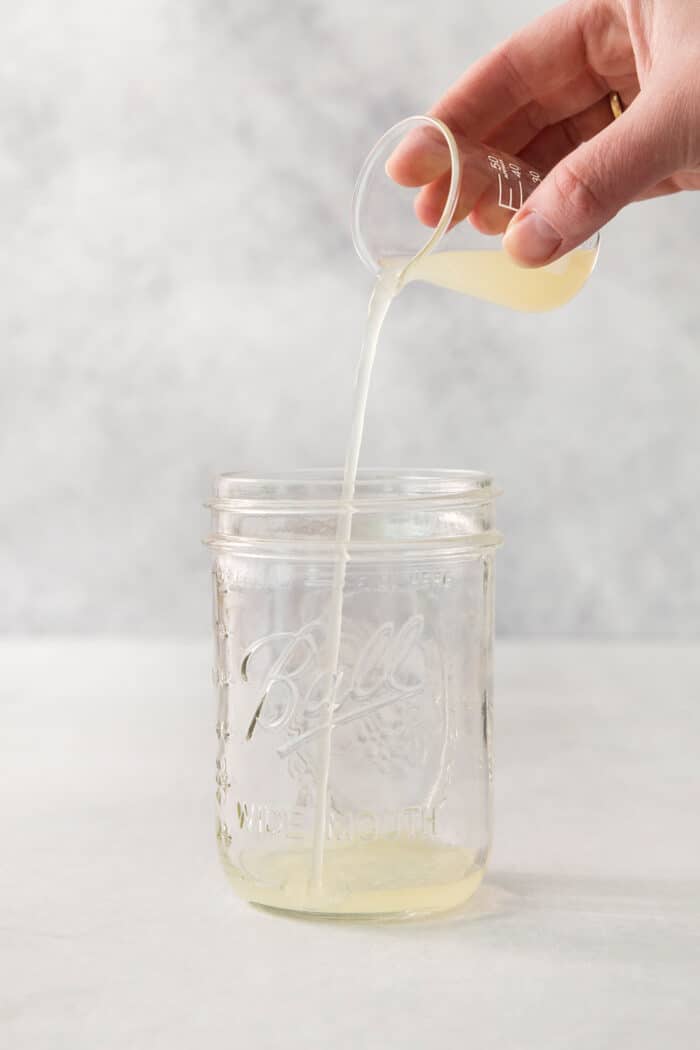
206, 469, 502, 918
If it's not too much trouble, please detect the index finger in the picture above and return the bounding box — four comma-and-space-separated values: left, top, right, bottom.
388, 0, 595, 186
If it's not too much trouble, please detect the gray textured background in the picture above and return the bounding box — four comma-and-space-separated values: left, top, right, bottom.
2, 0, 699, 637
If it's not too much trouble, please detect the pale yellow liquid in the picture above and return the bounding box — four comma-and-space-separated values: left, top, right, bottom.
221, 838, 486, 916
402, 247, 597, 311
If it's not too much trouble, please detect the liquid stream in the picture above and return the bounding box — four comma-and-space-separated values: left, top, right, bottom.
309, 245, 594, 894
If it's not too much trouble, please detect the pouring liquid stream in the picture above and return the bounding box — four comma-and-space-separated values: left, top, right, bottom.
310, 263, 401, 889
309, 242, 594, 895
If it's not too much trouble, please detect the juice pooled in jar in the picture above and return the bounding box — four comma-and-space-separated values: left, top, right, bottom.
219, 836, 487, 916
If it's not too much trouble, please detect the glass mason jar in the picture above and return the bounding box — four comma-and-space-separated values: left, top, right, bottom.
205, 469, 502, 917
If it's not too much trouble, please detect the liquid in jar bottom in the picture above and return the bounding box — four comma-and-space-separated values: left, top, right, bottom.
219, 838, 487, 916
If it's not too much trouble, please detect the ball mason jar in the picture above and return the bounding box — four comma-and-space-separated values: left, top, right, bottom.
205, 469, 502, 917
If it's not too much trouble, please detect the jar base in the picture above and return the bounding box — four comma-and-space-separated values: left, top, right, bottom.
219, 838, 487, 919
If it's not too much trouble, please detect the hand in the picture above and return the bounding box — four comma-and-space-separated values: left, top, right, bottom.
387, 0, 700, 266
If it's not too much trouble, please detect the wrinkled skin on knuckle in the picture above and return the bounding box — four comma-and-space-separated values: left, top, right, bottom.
667, 74, 700, 169
551, 159, 607, 227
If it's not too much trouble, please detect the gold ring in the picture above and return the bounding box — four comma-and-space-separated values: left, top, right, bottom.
609, 91, 624, 120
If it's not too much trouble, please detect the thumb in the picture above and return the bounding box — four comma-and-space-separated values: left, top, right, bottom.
503, 92, 680, 267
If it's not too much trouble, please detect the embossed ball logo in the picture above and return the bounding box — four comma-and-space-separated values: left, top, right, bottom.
239, 613, 450, 814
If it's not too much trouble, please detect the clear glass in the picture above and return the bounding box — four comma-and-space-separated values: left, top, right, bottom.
206, 469, 502, 918
352, 115, 600, 311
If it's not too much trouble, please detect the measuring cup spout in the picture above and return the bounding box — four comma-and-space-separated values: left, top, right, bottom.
351, 115, 462, 276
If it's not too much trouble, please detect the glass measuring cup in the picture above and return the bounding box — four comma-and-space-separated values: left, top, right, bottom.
352, 115, 600, 311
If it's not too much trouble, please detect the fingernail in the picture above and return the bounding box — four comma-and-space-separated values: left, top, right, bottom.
503, 210, 562, 266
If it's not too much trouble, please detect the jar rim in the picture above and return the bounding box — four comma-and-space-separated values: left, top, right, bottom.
206, 468, 502, 559
207, 467, 499, 512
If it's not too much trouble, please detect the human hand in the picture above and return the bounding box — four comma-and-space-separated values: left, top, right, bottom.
387, 0, 700, 266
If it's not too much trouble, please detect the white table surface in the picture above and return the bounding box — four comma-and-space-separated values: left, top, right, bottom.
2, 639, 699, 1049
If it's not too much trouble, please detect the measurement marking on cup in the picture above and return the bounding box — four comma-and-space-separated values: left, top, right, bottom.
488, 154, 529, 212
496, 170, 523, 211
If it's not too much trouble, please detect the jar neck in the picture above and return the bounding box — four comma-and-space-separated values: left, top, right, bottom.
206, 469, 502, 560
